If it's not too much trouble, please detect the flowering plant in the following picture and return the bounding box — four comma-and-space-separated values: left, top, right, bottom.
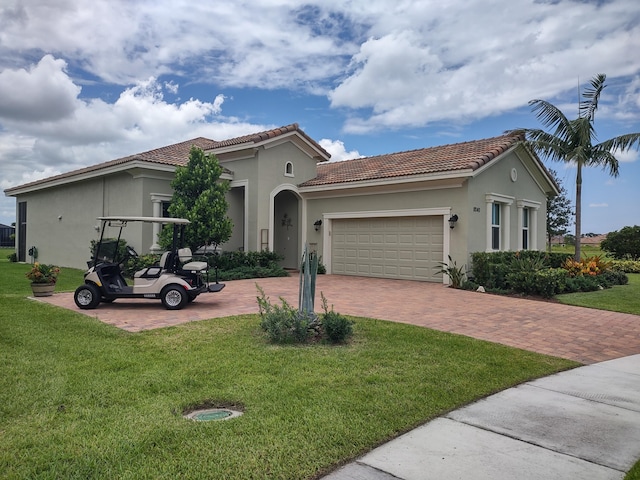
26, 262, 60, 284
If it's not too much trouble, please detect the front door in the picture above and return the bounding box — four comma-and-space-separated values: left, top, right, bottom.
273, 191, 299, 269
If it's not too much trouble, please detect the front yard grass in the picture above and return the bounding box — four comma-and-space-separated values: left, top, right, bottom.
0, 257, 577, 479
555, 273, 640, 316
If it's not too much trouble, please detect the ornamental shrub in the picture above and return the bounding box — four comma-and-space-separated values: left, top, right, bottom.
534, 268, 569, 298
320, 293, 354, 343
563, 275, 602, 293
600, 269, 628, 286
257, 285, 315, 343
610, 260, 640, 273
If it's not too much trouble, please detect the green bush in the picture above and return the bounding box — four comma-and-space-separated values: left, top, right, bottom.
470, 251, 624, 297
471, 251, 572, 289
257, 285, 316, 343
320, 293, 354, 343
256, 287, 353, 344
611, 259, 640, 273
7, 252, 17, 262
600, 269, 629, 286
506, 268, 569, 298
210, 250, 288, 280
563, 275, 603, 293
534, 269, 569, 298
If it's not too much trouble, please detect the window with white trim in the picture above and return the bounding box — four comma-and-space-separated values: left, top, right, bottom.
486, 193, 514, 252
516, 199, 540, 251
285, 161, 294, 177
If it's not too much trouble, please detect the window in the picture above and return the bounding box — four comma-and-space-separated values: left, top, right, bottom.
491, 203, 500, 250
522, 207, 529, 250
161, 201, 171, 218
285, 161, 294, 177
486, 193, 514, 252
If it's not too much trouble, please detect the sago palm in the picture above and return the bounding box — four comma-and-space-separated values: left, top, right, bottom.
516, 74, 640, 260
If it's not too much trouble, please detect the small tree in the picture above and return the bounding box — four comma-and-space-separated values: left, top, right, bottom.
160, 146, 232, 252
546, 169, 573, 251
601, 226, 640, 260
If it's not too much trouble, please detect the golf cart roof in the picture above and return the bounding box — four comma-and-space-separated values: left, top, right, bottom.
98, 216, 190, 225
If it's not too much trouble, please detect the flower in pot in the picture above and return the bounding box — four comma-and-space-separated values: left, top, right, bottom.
26, 262, 60, 297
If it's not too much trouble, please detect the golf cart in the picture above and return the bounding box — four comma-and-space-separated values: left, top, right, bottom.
74, 216, 225, 310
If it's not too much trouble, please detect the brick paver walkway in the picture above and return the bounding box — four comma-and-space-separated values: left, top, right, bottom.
37, 275, 640, 364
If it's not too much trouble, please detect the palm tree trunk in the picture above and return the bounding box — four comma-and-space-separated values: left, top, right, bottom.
574, 162, 582, 261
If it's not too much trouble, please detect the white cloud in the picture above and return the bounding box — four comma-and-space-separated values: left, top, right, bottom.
0, 57, 271, 224
319, 139, 363, 161
0, 55, 80, 121
613, 148, 638, 163
589, 203, 609, 208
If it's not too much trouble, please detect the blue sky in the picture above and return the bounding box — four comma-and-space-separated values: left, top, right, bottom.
1, 0, 639, 234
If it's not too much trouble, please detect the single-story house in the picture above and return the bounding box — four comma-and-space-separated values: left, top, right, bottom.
0, 223, 15, 247
4, 123, 558, 283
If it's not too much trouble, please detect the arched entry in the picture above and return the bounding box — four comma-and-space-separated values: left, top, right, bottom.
273, 190, 300, 269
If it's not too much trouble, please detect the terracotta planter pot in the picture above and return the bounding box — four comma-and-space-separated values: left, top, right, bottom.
31, 282, 56, 297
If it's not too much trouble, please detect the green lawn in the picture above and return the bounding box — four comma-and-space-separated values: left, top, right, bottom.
0, 254, 578, 479
555, 273, 640, 315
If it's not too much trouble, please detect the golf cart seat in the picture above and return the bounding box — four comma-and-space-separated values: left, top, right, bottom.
134, 251, 170, 279
178, 248, 208, 272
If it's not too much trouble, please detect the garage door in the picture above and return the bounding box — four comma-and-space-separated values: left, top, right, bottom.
331, 216, 444, 282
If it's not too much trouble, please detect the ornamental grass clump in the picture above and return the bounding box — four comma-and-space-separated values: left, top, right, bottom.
25, 262, 60, 284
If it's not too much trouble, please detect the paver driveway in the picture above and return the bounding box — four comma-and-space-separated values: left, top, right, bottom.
38, 275, 640, 364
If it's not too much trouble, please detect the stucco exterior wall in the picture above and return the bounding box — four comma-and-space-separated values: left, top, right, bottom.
467, 147, 548, 256
220, 141, 320, 252
17, 172, 146, 269
304, 183, 468, 266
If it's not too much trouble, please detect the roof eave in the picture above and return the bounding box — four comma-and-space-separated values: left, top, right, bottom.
5, 161, 176, 197
299, 169, 472, 193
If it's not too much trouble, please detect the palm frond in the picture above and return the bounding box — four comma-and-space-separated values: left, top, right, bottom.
597, 132, 640, 154
579, 73, 606, 121
587, 148, 619, 177
523, 129, 572, 163
529, 99, 572, 139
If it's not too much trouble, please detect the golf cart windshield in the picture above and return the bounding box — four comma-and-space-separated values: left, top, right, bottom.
92, 216, 190, 266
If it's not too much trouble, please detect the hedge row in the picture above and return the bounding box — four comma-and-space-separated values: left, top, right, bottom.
467, 251, 629, 298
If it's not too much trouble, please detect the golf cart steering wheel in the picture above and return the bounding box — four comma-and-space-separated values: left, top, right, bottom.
126, 246, 138, 258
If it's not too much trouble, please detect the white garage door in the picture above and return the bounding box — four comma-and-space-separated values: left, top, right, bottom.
331, 216, 444, 282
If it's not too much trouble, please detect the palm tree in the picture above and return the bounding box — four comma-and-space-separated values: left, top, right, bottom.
516, 74, 640, 260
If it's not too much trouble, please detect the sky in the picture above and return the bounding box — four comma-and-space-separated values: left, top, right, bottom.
1, 0, 639, 235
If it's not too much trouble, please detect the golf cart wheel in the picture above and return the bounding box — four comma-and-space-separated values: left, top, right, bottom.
74, 283, 101, 309
161, 285, 188, 310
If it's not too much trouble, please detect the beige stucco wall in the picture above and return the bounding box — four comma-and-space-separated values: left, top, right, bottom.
303, 182, 469, 269
467, 147, 549, 257
219, 141, 320, 253
16, 172, 148, 269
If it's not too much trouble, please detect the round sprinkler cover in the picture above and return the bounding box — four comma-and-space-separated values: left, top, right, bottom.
184, 408, 243, 422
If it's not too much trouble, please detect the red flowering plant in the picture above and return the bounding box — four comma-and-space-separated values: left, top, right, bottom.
25, 262, 60, 284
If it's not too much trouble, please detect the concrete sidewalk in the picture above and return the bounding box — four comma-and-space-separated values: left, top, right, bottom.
322, 354, 640, 480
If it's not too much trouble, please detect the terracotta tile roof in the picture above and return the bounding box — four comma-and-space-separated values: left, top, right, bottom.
211, 123, 330, 159
4, 137, 218, 194
300, 132, 525, 187
5, 124, 328, 194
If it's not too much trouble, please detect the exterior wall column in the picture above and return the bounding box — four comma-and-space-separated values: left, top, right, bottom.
150, 193, 171, 252
485, 198, 493, 252
503, 203, 511, 251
